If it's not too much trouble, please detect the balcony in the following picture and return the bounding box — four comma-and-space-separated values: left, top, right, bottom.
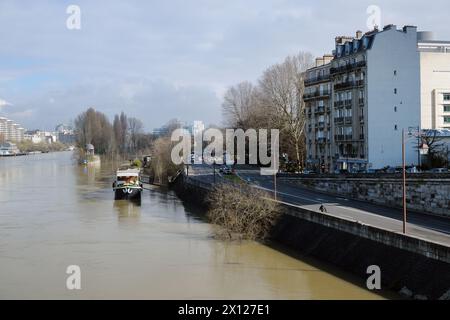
317, 137, 326, 144
334, 134, 353, 142
344, 116, 353, 124
304, 74, 331, 86
330, 61, 367, 75
334, 117, 344, 124
358, 98, 365, 105
344, 99, 352, 107
334, 79, 365, 91
334, 101, 344, 108
318, 121, 325, 129
359, 115, 364, 123
303, 90, 330, 100
315, 106, 325, 114
359, 134, 365, 140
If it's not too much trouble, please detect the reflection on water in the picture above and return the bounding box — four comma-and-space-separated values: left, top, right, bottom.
0, 152, 385, 299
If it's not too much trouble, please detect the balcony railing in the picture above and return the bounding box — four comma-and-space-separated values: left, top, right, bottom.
330, 61, 367, 75
358, 98, 365, 105
334, 134, 353, 141
334, 79, 365, 91
304, 74, 331, 86
303, 90, 330, 100
359, 134, 365, 140
315, 106, 325, 114
334, 101, 344, 108
334, 117, 344, 124
344, 116, 353, 124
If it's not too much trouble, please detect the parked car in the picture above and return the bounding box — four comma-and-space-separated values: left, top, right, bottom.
428, 168, 449, 173
219, 166, 232, 175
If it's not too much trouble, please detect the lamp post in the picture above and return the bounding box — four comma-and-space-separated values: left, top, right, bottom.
402, 129, 407, 234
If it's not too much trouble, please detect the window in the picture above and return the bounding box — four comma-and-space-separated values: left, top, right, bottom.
394, 70, 397, 76
394, 88, 397, 94
394, 106, 397, 112
394, 125, 398, 131
444, 94, 450, 101
444, 105, 450, 112
444, 116, 450, 124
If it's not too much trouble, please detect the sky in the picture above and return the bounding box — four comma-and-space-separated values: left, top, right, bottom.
0, 0, 449, 131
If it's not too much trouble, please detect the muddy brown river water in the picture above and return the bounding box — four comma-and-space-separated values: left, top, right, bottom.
0, 152, 385, 299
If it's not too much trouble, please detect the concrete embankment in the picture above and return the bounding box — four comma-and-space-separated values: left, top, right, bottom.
171, 175, 450, 300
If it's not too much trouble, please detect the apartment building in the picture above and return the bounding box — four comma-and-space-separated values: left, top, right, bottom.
418, 32, 450, 130
304, 55, 333, 172
0, 117, 25, 142
305, 25, 421, 171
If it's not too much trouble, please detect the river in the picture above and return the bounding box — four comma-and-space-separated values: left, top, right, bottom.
0, 152, 384, 299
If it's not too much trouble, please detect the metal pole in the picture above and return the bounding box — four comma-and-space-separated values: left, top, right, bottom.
274, 172, 277, 201
402, 129, 407, 234
417, 131, 421, 168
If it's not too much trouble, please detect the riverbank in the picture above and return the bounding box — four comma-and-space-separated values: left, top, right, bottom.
171, 174, 450, 300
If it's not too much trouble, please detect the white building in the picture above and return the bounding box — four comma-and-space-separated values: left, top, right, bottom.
0, 117, 25, 142
323, 25, 421, 170
418, 32, 450, 130
364, 25, 421, 169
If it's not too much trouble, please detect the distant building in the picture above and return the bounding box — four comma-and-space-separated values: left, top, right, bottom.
24, 130, 58, 144
418, 33, 450, 130
55, 124, 76, 144
0, 117, 26, 142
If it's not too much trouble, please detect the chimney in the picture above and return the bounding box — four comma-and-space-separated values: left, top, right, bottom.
356, 30, 363, 39
315, 57, 324, 67
323, 55, 333, 64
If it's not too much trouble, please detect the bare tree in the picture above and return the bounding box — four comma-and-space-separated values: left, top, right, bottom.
258, 51, 314, 170
420, 130, 446, 168
128, 117, 144, 154
222, 82, 270, 129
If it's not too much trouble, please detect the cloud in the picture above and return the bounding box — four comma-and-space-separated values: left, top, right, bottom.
0, 0, 449, 129
0, 98, 12, 109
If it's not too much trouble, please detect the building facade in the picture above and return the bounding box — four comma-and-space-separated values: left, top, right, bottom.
305, 25, 422, 171
304, 55, 333, 172
418, 32, 450, 130
0, 117, 25, 142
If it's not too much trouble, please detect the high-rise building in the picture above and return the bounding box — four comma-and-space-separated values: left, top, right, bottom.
0, 117, 26, 142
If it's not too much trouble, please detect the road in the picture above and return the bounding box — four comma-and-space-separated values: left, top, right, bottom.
186, 164, 450, 246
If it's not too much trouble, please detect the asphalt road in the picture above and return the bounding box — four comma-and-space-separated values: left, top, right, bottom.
187, 164, 450, 245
